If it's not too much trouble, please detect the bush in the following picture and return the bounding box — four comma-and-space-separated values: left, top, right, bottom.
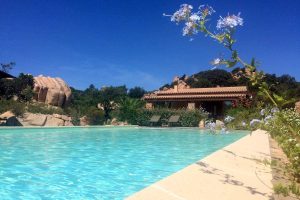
0, 99, 25, 116
27, 103, 65, 115
86, 107, 105, 125
116, 98, 145, 124
0, 73, 34, 101
133, 108, 208, 127
264, 109, 300, 181
180, 109, 208, 127
224, 106, 261, 130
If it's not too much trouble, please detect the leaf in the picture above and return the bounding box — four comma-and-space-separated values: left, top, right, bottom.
273, 93, 284, 103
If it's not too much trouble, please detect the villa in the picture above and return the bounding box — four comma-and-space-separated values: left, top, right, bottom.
143, 79, 249, 117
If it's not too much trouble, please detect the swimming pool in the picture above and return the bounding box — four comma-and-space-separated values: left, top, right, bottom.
0, 127, 247, 199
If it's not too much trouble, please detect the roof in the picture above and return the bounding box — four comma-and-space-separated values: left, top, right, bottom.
143, 86, 248, 101
0, 71, 15, 79
156, 86, 247, 94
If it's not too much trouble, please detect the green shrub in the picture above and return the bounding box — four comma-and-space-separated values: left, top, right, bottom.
264, 109, 300, 181
27, 103, 65, 115
86, 107, 105, 125
180, 109, 207, 127
274, 183, 289, 197
224, 106, 261, 130
70, 110, 81, 126
133, 108, 208, 127
116, 98, 145, 124
0, 99, 25, 116
0, 73, 34, 101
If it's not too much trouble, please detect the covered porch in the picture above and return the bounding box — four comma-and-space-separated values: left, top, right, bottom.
146, 100, 234, 118
143, 85, 248, 118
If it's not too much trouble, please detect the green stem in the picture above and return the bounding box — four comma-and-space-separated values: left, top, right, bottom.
199, 24, 279, 107
263, 88, 278, 107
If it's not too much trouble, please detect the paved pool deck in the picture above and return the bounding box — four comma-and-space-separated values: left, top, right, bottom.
127, 129, 273, 200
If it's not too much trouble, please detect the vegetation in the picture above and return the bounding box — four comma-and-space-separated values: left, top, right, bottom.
264, 109, 300, 181
114, 97, 145, 124
0, 99, 25, 116
0, 73, 34, 101
27, 103, 65, 115
128, 86, 146, 99
0, 62, 15, 73
133, 108, 208, 127
224, 106, 261, 130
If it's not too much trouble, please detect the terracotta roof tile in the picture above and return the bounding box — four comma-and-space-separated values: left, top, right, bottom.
156, 86, 247, 94
144, 93, 246, 100
143, 86, 248, 100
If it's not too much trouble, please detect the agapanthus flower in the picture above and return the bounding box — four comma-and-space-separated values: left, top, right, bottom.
250, 119, 261, 126
171, 4, 193, 23
182, 21, 198, 36
199, 5, 215, 16
205, 121, 216, 131
224, 115, 235, 123
271, 107, 279, 113
211, 58, 222, 66
216, 13, 243, 30
264, 115, 273, 122
189, 14, 201, 22
260, 109, 265, 116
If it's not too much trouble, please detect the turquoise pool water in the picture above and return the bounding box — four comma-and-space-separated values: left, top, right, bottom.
0, 127, 247, 199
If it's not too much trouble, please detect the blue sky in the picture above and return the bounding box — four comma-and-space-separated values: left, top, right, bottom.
0, 0, 299, 90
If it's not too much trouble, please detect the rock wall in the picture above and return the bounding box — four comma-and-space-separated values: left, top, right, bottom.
0, 111, 23, 126
33, 75, 72, 107
18, 113, 74, 127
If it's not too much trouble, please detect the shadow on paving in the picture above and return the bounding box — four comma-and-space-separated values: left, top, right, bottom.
196, 155, 274, 200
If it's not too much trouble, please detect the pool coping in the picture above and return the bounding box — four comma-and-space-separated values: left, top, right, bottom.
127, 129, 273, 200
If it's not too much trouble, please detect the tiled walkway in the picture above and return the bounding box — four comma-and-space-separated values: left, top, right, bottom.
127, 130, 273, 200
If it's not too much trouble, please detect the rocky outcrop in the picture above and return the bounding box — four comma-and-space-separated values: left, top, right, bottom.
21, 113, 47, 126
18, 113, 73, 127
80, 116, 88, 126
0, 111, 22, 126
33, 75, 72, 107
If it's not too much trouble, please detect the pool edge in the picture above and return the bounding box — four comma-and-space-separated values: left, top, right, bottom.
127, 129, 273, 200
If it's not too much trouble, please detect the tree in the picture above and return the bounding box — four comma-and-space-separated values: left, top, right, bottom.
86, 107, 105, 125
0, 62, 15, 73
116, 97, 145, 124
186, 69, 236, 88
98, 85, 127, 120
0, 73, 34, 101
128, 86, 147, 98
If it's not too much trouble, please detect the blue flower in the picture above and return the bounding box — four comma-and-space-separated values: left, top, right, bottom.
260, 109, 265, 116
224, 115, 234, 123
250, 119, 261, 127
198, 5, 215, 16
211, 58, 222, 66
216, 13, 243, 31
271, 107, 279, 113
182, 21, 198, 36
171, 4, 193, 23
